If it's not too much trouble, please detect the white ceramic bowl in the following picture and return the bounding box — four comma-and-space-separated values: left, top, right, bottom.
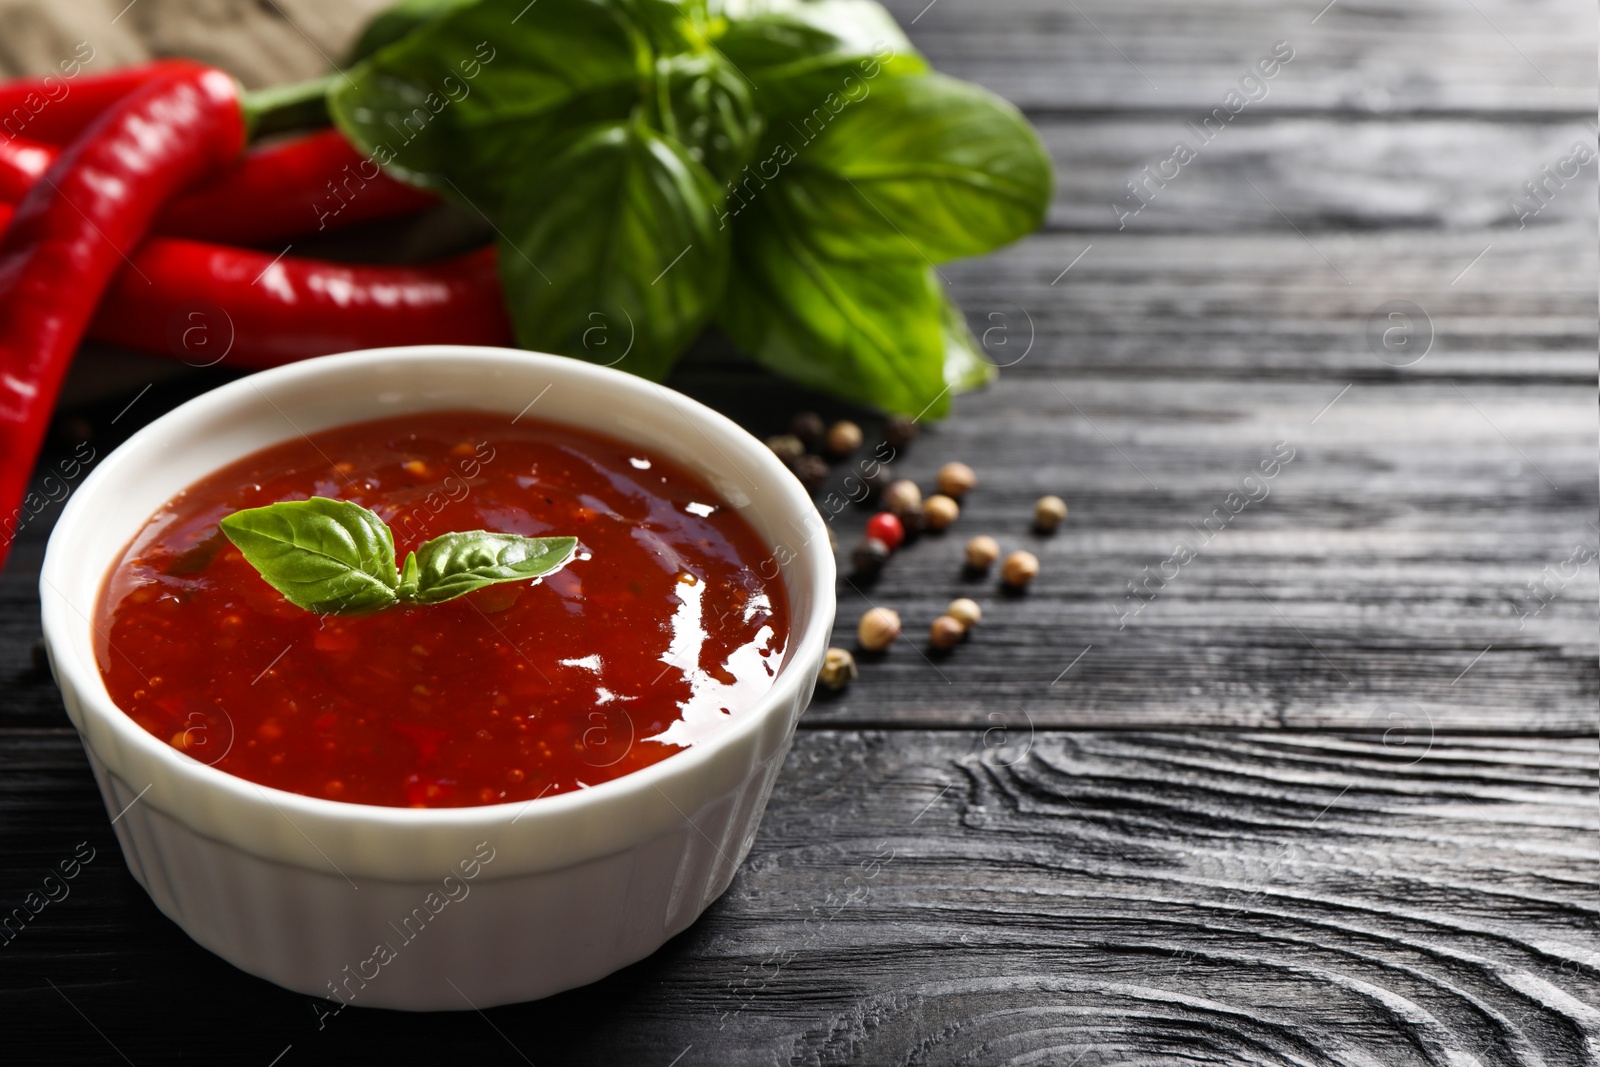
39, 346, 835, 1010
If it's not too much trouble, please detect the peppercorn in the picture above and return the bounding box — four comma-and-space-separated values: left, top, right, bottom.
1034, 494, 1068, 533
826, 419, 863, 458
898, 505, 927, 539
1001, 550, 1039, 588
791, 454, 828, 494
769, 434, 807, 465
791, 411, 825, 449
883, 414, 918, 451
883, 479, 922, 516
860, 460, 892, 500
857, 607, 901, 651
851, 536, 891, 576
865, 511, 905, 551
947, 598, 981, 630
929, 614, 965, 650
937, 461, 977, 498
965, 534, 1000, 570
923, 493, 959, 531
818, 647, 857, 691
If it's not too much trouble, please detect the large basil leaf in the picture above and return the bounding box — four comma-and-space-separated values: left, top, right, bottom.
498, 122, 728, 380
718, 198, 950, 417
773, 73, 1051, 263
714, 0, 925, 117
328, 0, 647, 207
219, 498, 399, 614
406, 532, 578, 604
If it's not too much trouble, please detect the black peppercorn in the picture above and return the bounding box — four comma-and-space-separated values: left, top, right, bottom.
883, 414, 917, 451
790, 454, 828, 494
851, 536, 891, 577
790, 411, 825, 449
860, 460, 892, 500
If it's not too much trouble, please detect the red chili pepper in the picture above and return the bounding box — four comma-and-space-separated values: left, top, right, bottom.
156, 129, 439, 244
0, 128, 438, 244
0, 136, 51, 202
86, 238, 511, 366
0, 65, 245, 570
0, 60, 201, 145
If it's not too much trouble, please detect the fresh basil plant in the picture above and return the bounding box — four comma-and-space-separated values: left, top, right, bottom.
328, 0, 1052, 417
220, 497, 576, 614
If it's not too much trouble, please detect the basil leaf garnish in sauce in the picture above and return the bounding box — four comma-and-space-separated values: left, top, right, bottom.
403, 530, 580, 604
219, 497, 576, 614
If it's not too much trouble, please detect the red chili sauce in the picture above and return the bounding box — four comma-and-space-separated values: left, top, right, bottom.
95, 410, 789, 808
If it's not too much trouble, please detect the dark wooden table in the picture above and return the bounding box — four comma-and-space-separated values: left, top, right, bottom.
4, 1, 1597, 1064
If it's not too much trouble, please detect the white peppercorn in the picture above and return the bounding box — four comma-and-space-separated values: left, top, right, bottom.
766, 434, 805, 463
946, 598, 981, 630
923, 493, 959, 530
819, 647, 857, 690
929, 615, 965, 650
857, 607, 901, 651
937, 461, 977, 498
826, 420, 863, 458
1001, 550, 1039, 588
883, 479, 922, 516
1034, 494, 1068, 533
965, 534, 1000, 569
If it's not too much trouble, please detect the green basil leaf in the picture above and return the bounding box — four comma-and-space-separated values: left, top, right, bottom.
498, 121, 729, 381
771, 72, 1052, 263
657, 51, 761, 182
939, 292, 996, 395
623, 0, 711, 54
328, 0, 647, 208
410, 532, 578, 604
346, 0, 478, 64
219, 498, 399, 614
714, 0, 925, 117
718, 197, 950, 417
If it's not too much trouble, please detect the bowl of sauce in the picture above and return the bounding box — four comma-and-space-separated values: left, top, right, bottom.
40, 346, 835, 1009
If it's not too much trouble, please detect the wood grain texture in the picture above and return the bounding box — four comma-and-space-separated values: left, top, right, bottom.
2, 730, 1595, 1065
1041, 116, 1599, 233
877, 0, 1597, 116
0, 0, 1593, 1061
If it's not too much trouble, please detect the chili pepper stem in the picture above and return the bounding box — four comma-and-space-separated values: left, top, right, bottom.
241, 74, 339, 140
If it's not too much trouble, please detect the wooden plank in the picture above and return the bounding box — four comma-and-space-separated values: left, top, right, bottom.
2, 729, 1594, 1064
883, 0, 1597, 115
938, 227, 1598, 380
0, 0, 1592, 116
1038, 115, 1599, 234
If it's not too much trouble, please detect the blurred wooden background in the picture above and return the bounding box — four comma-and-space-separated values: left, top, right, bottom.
0, 0, 384, 86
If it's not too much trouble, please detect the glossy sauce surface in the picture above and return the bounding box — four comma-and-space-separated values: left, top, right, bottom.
95, 411, 788, 808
